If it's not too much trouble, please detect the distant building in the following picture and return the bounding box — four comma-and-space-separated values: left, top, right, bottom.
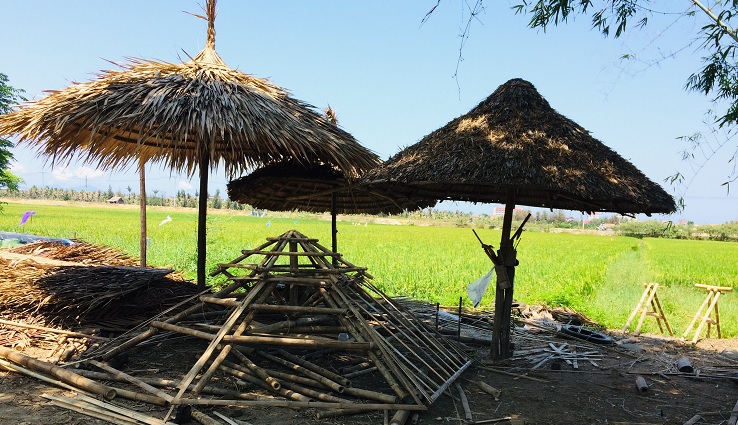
107, 196, 124, 204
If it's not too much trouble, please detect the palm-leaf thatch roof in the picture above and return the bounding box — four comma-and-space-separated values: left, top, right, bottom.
0, 4, 379, 178
227, 160, 435, 215
363, 78, 676, 215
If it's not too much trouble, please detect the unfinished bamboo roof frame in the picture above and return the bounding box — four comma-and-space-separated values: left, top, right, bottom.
68, 230, 471, 421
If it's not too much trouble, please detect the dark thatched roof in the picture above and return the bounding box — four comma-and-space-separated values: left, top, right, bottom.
0, 2, 379, 178
362, 78, 676, 215
227, 161, 436, 215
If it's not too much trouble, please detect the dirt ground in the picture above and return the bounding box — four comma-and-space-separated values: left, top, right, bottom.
1, 327, 737, 425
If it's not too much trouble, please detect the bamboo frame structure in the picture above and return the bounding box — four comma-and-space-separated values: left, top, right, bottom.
622, 283, 673, 336
17, 229, 469, 421
682, 284, 733, 343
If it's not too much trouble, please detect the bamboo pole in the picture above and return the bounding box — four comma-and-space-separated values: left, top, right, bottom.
221, 365, 311, 402
101, 283, 239, 361
0, 346, 116, 400
231, 348, 281, 390
274, 348, 351, 388
0, 319, 109, 341
171, 398, 426, 410
318, 287, 408, 400
191, 408, 222, 425
249, 304, 347, 315
250, 314, 335, 334
169, 279, 269, 410
243, 347, 346, 393
224, 334, 372, 351
139, 157, 147, 269
44, 394, 142, 425
88, 360, 173, 403
73, 368, 260, 400
191, 280, 279, 396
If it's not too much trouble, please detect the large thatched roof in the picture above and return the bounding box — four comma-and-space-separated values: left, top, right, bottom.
227, 160, 435, 215
0, 4, 379, 178
363, 78, 676, 215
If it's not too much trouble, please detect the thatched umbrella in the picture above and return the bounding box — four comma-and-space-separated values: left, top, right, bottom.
0, 1, 379, 290
227, 159, 435, 256
362, 78, 676, 359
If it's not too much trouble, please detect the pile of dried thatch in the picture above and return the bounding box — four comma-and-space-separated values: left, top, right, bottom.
7, 240, 141, 266
0, 241, 199, 328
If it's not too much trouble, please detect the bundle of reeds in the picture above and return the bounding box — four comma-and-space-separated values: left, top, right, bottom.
9, 240, 141, 267
0, 256, 199, 327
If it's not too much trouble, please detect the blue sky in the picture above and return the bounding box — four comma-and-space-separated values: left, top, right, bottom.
2, 1, 736, 224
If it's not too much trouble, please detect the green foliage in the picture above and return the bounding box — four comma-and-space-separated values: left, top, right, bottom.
0, 73, 25, 193
513, 1, 738, 190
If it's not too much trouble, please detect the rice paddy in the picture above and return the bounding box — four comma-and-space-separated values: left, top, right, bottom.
1, 201, 736, 337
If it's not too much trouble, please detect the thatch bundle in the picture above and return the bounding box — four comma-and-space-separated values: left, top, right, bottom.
363, 78, 675, 215
0, 242, 199, 327
8, 241, 140, 267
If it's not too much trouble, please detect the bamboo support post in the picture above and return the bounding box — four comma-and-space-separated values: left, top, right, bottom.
0, 346, 116, 400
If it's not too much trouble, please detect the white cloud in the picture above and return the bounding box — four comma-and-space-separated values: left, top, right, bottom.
51, 166, 106, 182
51, 168, 74, 181
177, 180, 193, 190
75, 166, 106, 179
8, 161, 25, 172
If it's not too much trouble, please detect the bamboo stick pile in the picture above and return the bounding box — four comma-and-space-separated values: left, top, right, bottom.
43, 229, 471, 421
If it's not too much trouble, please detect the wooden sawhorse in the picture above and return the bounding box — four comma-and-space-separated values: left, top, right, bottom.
682, 284, 733, 343
622, 283, 673, 336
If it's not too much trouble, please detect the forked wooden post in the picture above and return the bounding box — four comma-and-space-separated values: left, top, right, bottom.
622, 283, 673, 336
682, 284, 733, 343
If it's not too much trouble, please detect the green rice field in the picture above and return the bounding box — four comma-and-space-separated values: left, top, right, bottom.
1, 201, 737, 338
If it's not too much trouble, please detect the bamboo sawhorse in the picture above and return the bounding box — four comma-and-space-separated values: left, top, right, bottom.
682, 284, 733, 343
622, 283, 673, 336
